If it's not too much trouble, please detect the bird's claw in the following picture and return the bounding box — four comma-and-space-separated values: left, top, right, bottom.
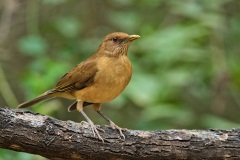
81, 121, 104, 131
109, 121, 126, 140
80, 121, 89, 126
88, 121, 104, 142
96, 125, 105, 133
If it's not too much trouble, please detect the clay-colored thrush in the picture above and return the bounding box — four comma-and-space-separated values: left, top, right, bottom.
18, 32, 140, 141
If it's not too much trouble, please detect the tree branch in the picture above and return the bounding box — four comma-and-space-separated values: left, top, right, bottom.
0, 107, 239, 160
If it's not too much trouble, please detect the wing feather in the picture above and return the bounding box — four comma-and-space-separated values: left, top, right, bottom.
54, 60, 98, 92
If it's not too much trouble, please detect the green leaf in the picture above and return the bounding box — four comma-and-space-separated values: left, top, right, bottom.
125, 72, 163, 107
18, 35, 48, 56
142, 104, 194, 123
54, 17, 81, 38
108, 11, 140, 32
42, 0, 66, 5
201, 115, 240, 129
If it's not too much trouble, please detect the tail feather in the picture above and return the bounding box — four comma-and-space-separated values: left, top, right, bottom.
18, 92, 54, 108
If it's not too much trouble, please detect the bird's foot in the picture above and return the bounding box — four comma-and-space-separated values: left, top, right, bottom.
109, 121, 126, 140
81, 121, 104, 141
79, 110, 104, 142
80, 121, 89, 126
88, 121, 104, 142
81, 121, 104, 130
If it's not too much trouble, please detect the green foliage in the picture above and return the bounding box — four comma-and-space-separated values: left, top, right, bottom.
18, 35, 48, 56
42, 0, 66, 5
1, 0, 240, 158
0, 149, 47, 160
54, 17, 82, 38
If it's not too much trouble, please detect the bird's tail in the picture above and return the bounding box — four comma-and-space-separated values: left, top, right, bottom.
18, 91, 55, 108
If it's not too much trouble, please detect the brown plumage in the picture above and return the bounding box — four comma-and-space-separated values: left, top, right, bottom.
18, 32, 140, 141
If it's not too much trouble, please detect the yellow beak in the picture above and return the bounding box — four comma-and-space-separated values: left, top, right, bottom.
128, 35, 140, 41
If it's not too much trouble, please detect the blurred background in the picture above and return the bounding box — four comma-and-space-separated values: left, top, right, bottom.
0, 0, 240, 159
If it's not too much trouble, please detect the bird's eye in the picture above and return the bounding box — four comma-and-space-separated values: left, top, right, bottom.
112, 37, 118, 42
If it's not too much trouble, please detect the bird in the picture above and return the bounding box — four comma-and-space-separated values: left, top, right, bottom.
18, 32, 140, 141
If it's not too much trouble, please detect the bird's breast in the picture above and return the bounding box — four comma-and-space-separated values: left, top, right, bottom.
74, 56, 132, 103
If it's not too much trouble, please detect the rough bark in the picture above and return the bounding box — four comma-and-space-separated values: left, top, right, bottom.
0, 107, 239, 160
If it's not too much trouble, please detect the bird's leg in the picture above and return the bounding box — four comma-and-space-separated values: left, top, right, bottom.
77, 101, 104, 142
97, 110, 126, 140
68, 101, 77, 112
93, 104, 126, 140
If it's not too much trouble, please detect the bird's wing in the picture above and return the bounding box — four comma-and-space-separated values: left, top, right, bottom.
53, 60, 98, 92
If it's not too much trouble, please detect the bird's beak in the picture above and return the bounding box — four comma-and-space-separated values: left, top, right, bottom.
128, 35, 140, 41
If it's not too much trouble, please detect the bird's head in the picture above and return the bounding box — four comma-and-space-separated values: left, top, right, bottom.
99, 32, 140, 57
